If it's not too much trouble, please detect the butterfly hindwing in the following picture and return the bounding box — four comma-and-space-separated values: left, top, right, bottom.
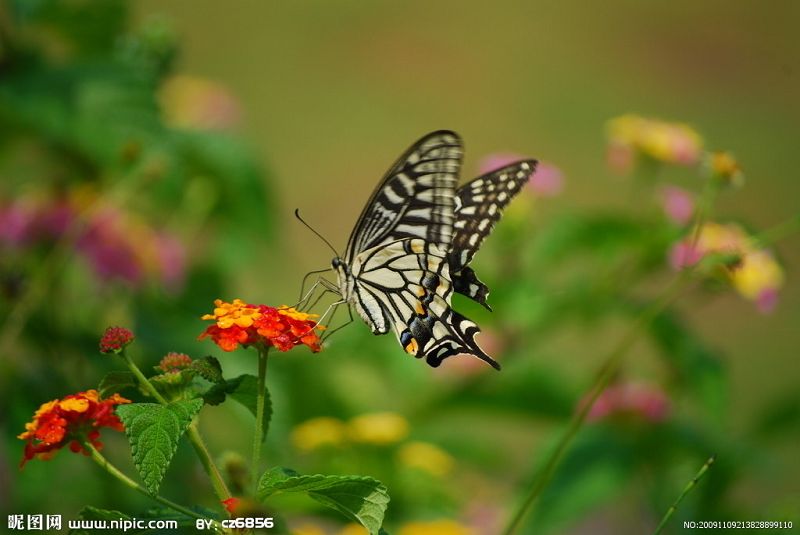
349, 238, 498, 369
448, 160, 537, 309
344, 131, 463, 263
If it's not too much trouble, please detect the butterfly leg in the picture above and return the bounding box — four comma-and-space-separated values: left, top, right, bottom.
294, 273, 338, 311
321, 304, 354, 343
295, 268, 334, 307
310, 298, 346, 333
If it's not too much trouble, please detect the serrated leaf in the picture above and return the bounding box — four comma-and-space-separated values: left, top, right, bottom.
98, 371, 138, 398
258, 468, 389, 534
116, 399, 203, 494
200, 374, 246, 406
191, 356, 224, 383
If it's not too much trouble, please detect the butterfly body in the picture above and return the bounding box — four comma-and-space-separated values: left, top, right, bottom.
331, 131, 536, 370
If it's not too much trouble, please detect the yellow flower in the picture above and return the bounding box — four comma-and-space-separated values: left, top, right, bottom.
695, 221, 749, 253
337, 524, 368, 535
159, 75, 240, 131
278, 306, 320, 323
705, 151, 744, 187
671, 222, 785, 312
398, 520, 475, 535
607, 115, 703, 168
397, 441, 455, 477
201, 298, 263, 329
291, 417, 347, 452
290, 524, 326, 535
347, 412, 409, 445
730, 249, 784, 300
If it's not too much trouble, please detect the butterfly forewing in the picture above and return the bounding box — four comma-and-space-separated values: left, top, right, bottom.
344, 131, 463, 263
449, 160, 537, 272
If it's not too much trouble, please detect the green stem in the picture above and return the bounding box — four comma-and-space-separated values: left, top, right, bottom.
252, 346, 269, 491
122, 351, 231, 502
83, 440, 217, 526
753, 213, 800, 248
689, 180, 719, 248
501, 271, 693, 535
652, 454, 716, 535
122, 351, 169, 404
187, 423, 232, 502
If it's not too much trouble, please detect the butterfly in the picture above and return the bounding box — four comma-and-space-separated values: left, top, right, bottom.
330, 131, 536, 370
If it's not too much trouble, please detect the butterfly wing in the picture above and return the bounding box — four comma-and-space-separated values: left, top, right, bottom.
344, 131, 462, 264
349, 238, 499, 369
449, 160, 537, 309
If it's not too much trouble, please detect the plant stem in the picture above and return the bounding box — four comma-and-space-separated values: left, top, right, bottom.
689, 180, 719, 248
501, 271, 693, 535
122, 351, 231, 502
652, 454, 716, 535
187, 423, 232, 502
753, 213, 800, 248
252, 346, 269, 491
83, 440, 217, 526
122, 352, 169, 405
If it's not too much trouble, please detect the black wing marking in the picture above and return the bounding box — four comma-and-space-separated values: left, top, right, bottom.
448, 160, 537, 309
350, 238, 499, 370
344, 131, 462, 263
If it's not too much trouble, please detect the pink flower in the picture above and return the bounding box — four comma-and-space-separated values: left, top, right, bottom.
529, 162, 564, 197
478, 153, 563, 197
586, 382, 670, 423
155, 233, 187, 292
659, 185, 694, 225
756, 288, 779, 314
477, 152, 528, 175
669, 241, 703, 269
0, 201, 35, 245
37, 200, 75, 238
77, 209, 144, 285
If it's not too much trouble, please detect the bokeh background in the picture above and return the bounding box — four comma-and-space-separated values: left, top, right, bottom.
2, 1, 799, 534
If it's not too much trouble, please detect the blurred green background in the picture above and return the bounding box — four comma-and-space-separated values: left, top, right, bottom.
2, 1, 799, 534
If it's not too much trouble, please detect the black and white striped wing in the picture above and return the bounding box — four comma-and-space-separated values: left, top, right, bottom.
449, 160, 537, 309
349, 238, 498, 369
344, 131, 462, 263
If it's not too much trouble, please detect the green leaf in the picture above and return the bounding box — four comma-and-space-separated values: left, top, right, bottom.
258, 468, 389, 535
191, 356, 224, 383
224, 374, 273, 441
76, 506, 217, 535
116, 399, 203, 494
98, 371, 138, 398
648, 311, 727, 420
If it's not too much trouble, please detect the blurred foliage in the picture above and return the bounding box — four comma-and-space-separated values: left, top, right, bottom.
2, 1, 799, 535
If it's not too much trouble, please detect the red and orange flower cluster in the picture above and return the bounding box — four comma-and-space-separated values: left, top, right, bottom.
199, 299, 323, 353
18, 390, 131, 466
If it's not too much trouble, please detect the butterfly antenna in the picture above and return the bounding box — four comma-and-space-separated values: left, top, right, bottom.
294, 209, 340, 258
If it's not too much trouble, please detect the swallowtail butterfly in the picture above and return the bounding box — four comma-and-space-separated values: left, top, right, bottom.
331, 131, 536, 370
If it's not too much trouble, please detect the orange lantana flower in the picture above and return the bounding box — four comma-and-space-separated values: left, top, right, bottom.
19, 390, 131, 467
199, 299, 323, 353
